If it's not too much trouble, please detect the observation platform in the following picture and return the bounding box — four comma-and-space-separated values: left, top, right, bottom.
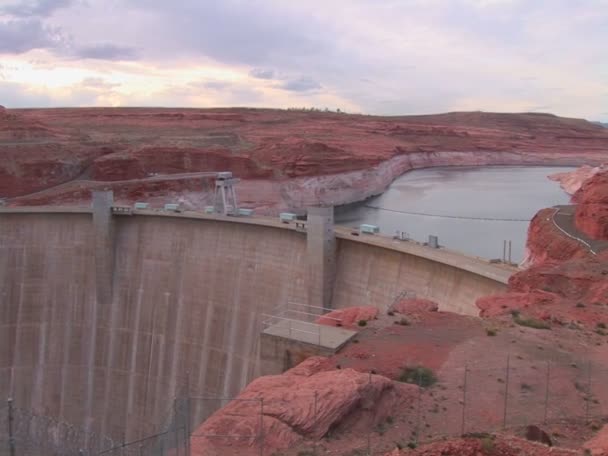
262, 317, 356, 350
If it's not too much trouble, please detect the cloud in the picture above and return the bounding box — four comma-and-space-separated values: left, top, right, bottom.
79, 77, 121, 89
280, 76, 322, 92
0, 0, 606, 121
249, 68, 275, 80
0, 19, 67, 53
192, 80, 232, 91
73, 43, 139, 61
0, 79, 102, 107
123, 0, 326, 66
1, 0, 74, 17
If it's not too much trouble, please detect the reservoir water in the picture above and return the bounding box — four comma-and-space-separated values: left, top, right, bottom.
335, 166, 574, 263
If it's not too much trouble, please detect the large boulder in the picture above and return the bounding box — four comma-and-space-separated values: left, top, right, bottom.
190, 357, 416, 455
392, 298, 439, 315
584, 424, 608, 456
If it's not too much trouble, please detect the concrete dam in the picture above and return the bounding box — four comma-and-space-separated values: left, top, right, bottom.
0, 196, 513, 445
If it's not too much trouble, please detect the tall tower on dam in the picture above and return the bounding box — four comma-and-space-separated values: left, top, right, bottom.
306, 206, 337, 310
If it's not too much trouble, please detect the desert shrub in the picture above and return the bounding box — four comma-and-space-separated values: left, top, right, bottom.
513, 314, 550, 330
297, 450, 317, 456
576, 302, 586, 308
480, 436, 495, 454
486, 328, 497, 336
407, 441, 417, 449
357, 319, 367, 327
398, 317, 410, 326
398, 366, 437, 387
597, 322, 607, 329
387, 310, 395, 316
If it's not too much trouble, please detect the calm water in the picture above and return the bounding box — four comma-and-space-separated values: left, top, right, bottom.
335, 166, 575, 262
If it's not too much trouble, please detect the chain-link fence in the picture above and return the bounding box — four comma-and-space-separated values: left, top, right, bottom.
2, 357, 607, 455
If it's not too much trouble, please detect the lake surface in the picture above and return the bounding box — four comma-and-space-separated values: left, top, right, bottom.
335, 166, 575, 263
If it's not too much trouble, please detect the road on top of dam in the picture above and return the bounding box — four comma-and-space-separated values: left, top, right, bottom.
0, 205, 517, 284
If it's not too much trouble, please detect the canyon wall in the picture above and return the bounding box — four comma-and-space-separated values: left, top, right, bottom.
4, 108, 608, 213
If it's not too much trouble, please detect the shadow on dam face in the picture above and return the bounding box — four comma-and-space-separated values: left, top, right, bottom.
0, 208, 509, 444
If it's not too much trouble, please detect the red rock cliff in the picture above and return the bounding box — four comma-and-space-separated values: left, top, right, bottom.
2, 108, 608, 210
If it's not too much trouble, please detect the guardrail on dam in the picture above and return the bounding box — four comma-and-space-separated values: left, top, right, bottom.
0, 197, 514, 444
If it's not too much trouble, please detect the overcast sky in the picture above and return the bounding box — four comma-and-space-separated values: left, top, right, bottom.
0, 0, 607, 120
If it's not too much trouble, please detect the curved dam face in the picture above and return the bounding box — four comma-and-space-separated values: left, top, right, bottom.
0, 205, 511, 443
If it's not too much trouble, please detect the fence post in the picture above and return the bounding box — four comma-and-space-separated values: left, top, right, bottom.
543, 361, 550, 424
259, 398, 264, 456
461, 365, 468, 435
174, 398, 180, 456
586, 361, 592, 422
185, 396, 191, 456
7, 398, 15, 456
415, 371, 422, 444
503, 355, 510, 429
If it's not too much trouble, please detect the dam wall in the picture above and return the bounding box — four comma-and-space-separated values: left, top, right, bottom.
333, 238, 507, 315
0, 207, 511, 443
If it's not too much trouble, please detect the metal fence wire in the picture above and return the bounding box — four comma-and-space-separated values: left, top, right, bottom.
2, 356, 607, 455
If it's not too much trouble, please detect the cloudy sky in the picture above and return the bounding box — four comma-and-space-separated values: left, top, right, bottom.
0, 0, 607, 120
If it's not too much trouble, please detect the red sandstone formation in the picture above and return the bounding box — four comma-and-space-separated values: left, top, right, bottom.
521, 208, 592, 266
190, 356, 416, 455
574, 169, 608, 240
392, 298, 439, 315
2, 108, 608, 211
584, 424, 608, 456
549, 164, 604, 195
316, 305, 379, 328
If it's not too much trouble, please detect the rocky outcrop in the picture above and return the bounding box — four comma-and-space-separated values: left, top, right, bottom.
190, 356, 416, 455
574, 169, 608, 240
392, 298, 439, 315
3, 108, 608, 210
549, 165, 604, 195
584, 424, 608, 456
521, 208, 592, 267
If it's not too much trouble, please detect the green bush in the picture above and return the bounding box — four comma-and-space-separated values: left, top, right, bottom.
357, 319, 367, 327
398, 366, 437, 387
480, 436, 495, 454
512, 314, 550, 330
